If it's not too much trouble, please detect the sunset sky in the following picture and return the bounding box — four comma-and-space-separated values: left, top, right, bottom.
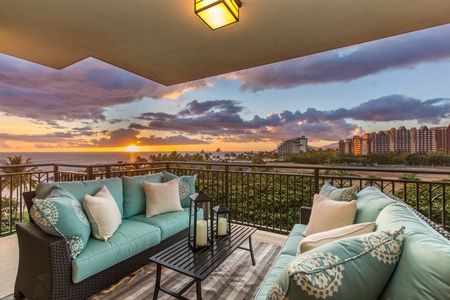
1, 24, 450, 153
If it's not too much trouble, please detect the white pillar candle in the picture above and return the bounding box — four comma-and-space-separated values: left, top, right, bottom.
218, 217, 228, 236
196, 220, 208, 246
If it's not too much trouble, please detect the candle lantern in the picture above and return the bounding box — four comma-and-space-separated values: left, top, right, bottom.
188, 192, 214, 250
213, 206, 231, 238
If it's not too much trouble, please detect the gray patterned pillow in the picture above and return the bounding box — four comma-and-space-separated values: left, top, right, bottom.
268, 227, 405, 300
320, 183, 358, 201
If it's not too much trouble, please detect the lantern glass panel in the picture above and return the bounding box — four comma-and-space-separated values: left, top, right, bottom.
213, 206, 231, 238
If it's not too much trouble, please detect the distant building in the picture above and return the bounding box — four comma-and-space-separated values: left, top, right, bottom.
338, 124, 449, 155
277, 136, 308, 155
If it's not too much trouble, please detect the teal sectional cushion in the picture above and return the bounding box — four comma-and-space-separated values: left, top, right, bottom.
375, 203, 450, 300
355, 187, 395, 223
267, 227, 405, 300
280, 224, 307, 256
128, 208, 190, 240
35, 178, 124, 217
253, 254, 296, 300
121, 173, 164, 218
72, 219, 161, 283
319, 182, 358, 201
32, 186, 91, 258
163, 171, 197, 207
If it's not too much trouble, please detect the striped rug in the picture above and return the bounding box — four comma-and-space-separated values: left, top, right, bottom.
87, 240, 280, 300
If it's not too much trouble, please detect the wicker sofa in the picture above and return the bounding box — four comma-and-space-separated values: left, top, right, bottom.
14, 173, 194, 300
255, 186, 450, 300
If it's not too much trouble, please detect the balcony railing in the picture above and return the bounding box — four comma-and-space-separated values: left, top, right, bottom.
1, 161, 449, 236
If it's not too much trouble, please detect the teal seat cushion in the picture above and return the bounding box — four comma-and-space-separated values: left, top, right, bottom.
31, 186, 91, 259
267, 227, 405, 300
355, 187, 395, 223
320, 182, 358, 201
72, 219, 161, 283
163, 171, 197, 207
280, 224, 307, 256
376, 203, 450, 300
127, 208, 190, 240
122, 173, 164, 218
253, 254, 296, 300
35, 178, 124, 217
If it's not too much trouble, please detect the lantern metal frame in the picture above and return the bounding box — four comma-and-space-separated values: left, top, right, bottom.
195, 0, 242, 30
188, 192, 214, 250
213, 205, 231, 238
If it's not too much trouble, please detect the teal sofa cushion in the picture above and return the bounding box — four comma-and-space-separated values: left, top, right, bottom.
253, 254, 296, 300
127, 208, 190, 240
122, 173, 164, 218
267, 227, 405, 300
355, 187, 395, 223
376, 203, 450, 300
163, 171, 197, 207
32, 186, 91, 259
320, 182, 358, 201
35, 178, 124, 217
72, 219, 161, 283
280, 224, 307, 255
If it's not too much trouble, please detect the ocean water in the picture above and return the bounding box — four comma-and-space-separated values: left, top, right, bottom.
0, 151, 232, 165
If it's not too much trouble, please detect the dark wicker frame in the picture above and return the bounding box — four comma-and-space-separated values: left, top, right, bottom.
14, 191, 188, 300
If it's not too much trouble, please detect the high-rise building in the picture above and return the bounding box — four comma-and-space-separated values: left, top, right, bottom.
431, 126, 449, 153
361, 133, 372, 155
372, 131, 391, 153
390, 126, 412, 153
414, 126, 434, 154
352, 136, 362, 155
276, 136, 308, 155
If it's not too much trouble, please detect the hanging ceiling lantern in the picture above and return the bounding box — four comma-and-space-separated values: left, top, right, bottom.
195, 0, 242, 30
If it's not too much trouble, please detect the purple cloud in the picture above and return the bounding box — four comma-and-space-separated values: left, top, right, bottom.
221, 24, 450, 91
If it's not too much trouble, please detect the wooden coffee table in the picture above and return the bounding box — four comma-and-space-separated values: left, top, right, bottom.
149, 224, 257, 300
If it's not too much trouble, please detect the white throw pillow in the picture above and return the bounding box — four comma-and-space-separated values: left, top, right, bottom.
302, 194, 357, 237
143, 177, 184, 217
297, 222, 376, 255
83, 185, 122, 241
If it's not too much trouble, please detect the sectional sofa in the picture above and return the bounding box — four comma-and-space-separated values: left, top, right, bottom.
14, 172, 197, 300
255, 185, 450, 300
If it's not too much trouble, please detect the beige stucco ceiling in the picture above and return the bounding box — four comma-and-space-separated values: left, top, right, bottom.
1, 0, 450, 86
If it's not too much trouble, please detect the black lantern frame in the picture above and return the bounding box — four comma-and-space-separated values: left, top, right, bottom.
213, 205, 231, 238
188, 192, 214, 250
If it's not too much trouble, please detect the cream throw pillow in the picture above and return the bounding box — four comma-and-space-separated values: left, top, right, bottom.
302, 194, 357, 237
83, 185, 122, 241
297, 222, 376, 255
144, 177, 184, 217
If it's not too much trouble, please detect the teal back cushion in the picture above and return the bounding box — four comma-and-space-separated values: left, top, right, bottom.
31, 186, 91, 258
35, 178, 124, 217
355, 187, 395, 223
376, 203, 450, 300
163, 171, 197, 207
122, 173, 164, 218
267, 227, 405, 300
319, 182, 358, 201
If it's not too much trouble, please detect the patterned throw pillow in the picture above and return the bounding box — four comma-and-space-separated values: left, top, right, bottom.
319, 182, 358, 201
163, 171, 197, 207
268, 227, 405, 300
31, 186, 91, 259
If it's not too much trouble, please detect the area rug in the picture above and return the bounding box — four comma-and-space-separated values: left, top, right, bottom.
87, 240, 279, 300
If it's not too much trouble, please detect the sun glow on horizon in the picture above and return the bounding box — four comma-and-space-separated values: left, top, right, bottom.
125, 145, 140, 152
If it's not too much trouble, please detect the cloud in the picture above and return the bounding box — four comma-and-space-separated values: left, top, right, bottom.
0, 56, 212, 124
131, 96, 449, 143
219, 24, 450, 91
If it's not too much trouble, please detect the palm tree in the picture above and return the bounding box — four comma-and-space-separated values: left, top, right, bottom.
1, 155, 39, 193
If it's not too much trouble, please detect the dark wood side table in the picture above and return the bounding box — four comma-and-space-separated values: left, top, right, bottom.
149, 224, 257, 300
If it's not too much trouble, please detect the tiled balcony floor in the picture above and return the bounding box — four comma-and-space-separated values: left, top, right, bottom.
0, 229, 286, 298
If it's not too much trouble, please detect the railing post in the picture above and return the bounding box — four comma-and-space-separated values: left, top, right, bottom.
87, 166, 94, 180
225, 165, 230, 208
314, 168, 320, 194
54, 165, 59, 182
165, 162, 171, 172
105, 165, 111, 178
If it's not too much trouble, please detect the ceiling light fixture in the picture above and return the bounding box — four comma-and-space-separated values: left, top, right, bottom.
195, 0, 242, 30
